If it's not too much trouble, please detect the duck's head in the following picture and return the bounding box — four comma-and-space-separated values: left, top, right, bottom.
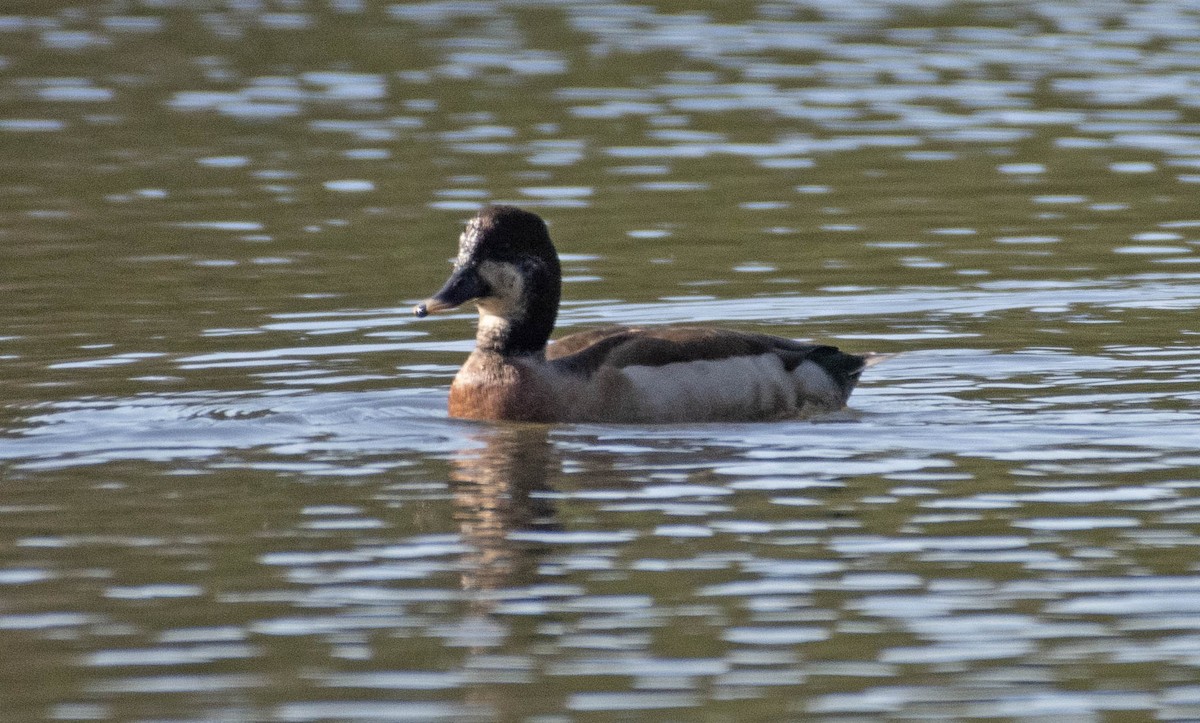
415, 205, 562, 354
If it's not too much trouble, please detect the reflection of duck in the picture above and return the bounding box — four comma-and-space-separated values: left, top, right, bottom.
451, 425, 558, 592
416, 205, 884, 423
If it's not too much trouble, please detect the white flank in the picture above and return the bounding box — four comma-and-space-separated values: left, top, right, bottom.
618, 354, 838, 422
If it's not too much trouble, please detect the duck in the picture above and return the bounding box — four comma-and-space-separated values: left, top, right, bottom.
414, 205, 883, 423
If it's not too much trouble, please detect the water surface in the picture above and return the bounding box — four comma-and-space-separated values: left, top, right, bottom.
3, 2, 1200, 720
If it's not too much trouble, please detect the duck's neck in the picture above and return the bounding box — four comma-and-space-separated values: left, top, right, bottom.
474, 296, 558, 358
472, 255, 561, 359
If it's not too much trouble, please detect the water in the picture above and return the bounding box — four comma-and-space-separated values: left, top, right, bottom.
2, 1, 1200, 720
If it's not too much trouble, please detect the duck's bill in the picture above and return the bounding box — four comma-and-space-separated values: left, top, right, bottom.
413, 297, 454, 318
413, 266, 487, 318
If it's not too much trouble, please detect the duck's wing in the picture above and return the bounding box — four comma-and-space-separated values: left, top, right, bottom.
549, 326, 867, 385
545, 325, 633, 360
546, 326, 873, 420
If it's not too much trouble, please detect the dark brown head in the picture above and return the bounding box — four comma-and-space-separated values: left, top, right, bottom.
415, 206, 562, 355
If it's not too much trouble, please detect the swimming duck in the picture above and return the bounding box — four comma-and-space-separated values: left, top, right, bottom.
415, 205, 881, 423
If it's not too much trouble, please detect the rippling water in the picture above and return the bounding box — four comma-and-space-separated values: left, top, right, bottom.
3, 1, 1200, 720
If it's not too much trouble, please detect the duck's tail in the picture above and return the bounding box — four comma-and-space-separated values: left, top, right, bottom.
827, 349, 897, 405
861, 352, 895, 368
791, 346, 886, 409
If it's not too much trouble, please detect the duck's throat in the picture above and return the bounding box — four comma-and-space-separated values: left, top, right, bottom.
475, 309, 552, 357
